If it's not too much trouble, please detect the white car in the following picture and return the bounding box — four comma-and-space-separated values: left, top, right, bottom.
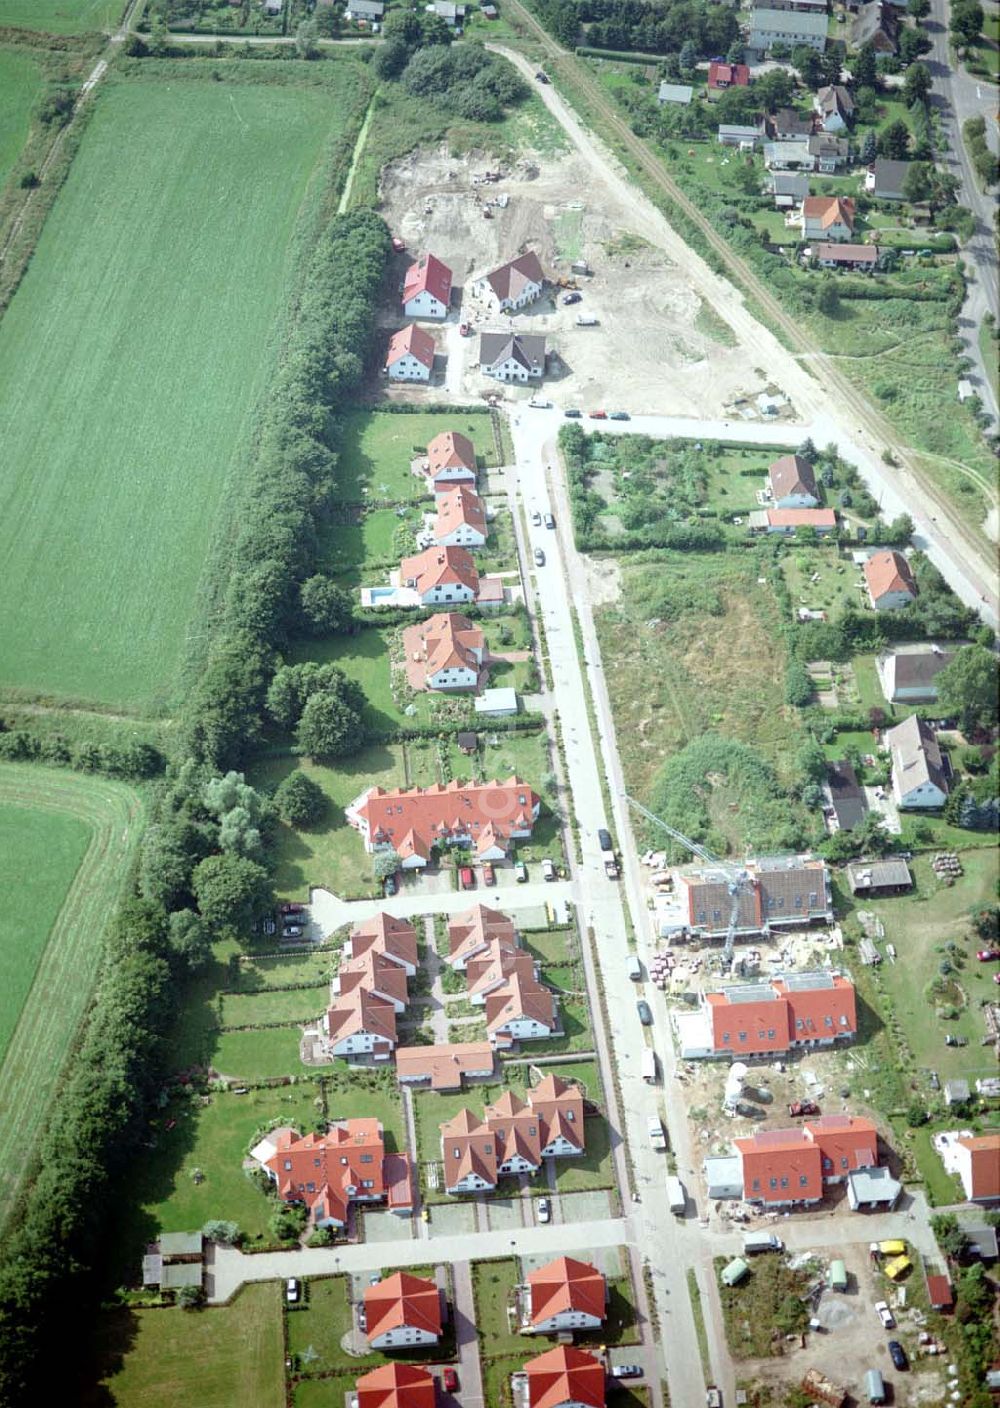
874, 1300, 895, 1329
611, 1364, 642, 1379
286, 1278, 300, 1304
538, 1197, 551, 1223
531, 510, 542, 526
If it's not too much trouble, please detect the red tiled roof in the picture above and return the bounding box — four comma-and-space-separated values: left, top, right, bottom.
805, 1114, 878, 1175
356, 1362, 436, 1408
426, 430, 476, 478
434, 485, 487, 542
957, 1133, 1000, 1201
735, 1127, 824, 1203
384, 1152, 415, 1212
403, 612, 484, 688
325, 985, 397, 1046
706, 974, 856, 1055
768, 454, 818, 500
385, 324, 436, 369
449, 903, 519, 965
440, 1107, 497, 1187
466, 940, 536, 1000
399, 545, 479, 596
348, 913, 419, 972
864, 550, 917, 603
337, 948, 410, 1008
802, 195, 856, 231
350, 778, 539, 861
526, 1257, 606, 1327
365, 1272, 442, 1342
482, 1089, 542, 1168
524, 1345, 605, 1408
395, 1041, 495, 1090
403, 253, 452, 309
766, 508, 836, 528
524, 1074, 585, 1153
774, 974, 857, 1045
264, 1120, 385, 1224
709, 61, 750, 88
485, 973, 557, 1036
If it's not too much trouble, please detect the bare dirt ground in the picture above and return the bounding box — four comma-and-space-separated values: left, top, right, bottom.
378, 143, 786, 415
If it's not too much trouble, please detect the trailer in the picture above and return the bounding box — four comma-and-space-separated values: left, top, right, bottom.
641, 1047, 657, 1084
666, 1175, 686, 1214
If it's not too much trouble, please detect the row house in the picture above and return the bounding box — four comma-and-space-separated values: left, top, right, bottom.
439, 1075, 585, 1193
322, 913, 420, 1062
446, 904, 557, 1047
675, 969, 857, 1060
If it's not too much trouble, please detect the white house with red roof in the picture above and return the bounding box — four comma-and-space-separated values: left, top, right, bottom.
864, 550, 918, 611
439, 1076, 585, 1192
250, 1119, 388, 1228
397, 545, 479, 605
355, 1362, 435, 1408
347, 777, 539, 869
800, 195, 855, 242
344, 913, 419, 976
385, 325, 436, 381
706, 1115, 895, 1209
485, 972, 558, 1046
520, 1345, 606, 1408
768, 454, 819, 507
675, 970, 856, 1060
423, 430, 477, 492
522, 1257, 607, 1334
432, 484, 488, 548
364, 1272, 442, 1349
402, 612, 485, 692
322, 984, 397, 1060
953, 1132, 1000, 1203
402, 253, 452, 320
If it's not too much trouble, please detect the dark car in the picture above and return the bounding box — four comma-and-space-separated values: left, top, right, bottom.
636, 1000, 653, 1026
383, 872, 397, 897
597, 828, 613, 851
887, 1340, 908, 1371
563, 291, 582, 305
608, 411, 630, 420
544, 512, 555, 529
281, 903, 305, 915
788, 1100, 820, 1118
535, 70, 550, 82
533, 547, 545, 566
564, 408, 582, 418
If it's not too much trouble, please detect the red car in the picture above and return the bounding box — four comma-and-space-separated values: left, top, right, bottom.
460, 867, 475, 890
977, 949, 1000, 961
443, 1367, 459, 1393
281, 902, 305, 915
788, 1100, 820, 1117
482, 863, 496, 886
391, 236, 406, 252
588, 409, 607, 419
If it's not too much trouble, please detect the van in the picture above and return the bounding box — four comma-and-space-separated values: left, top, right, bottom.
541, 858, 556, 881
743, 1231, 783, 1255
828, 1258, 848, 1292
626, 954, 643, 982
876, 1240, 906, 1257
641, 1048, 657, 1084
864, 1367, 886, 1405
666, 1175, 686, 1215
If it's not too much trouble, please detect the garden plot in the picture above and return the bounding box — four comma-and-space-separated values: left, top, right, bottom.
378, 144, 778, 415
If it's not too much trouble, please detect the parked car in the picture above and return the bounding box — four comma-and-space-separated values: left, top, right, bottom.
874, 1300, 895, 1329
788, 1100, 820, 1117
535, 70, 550, 82
538, 1197, 551, 1223
515, 861, 528, 883
286, 1279, 300, 1304
544, 512, 555, 529
608, 410, 630, 420
611, 1364, 642, 1379
459, 321, 471, 336
562, 291, 582, 305
541, 857, 556, 881
284, 925, 302, 938
281, 903, 305, 915
443, 1367, 459, 1392
531, 509, 542, 526
460, 867, 475, 890
482, 863, 496, 886
263, 916, 276, 936
626, 954, 642, 981
383, 872, 397, 897
589, 409, 607, 419
887, 1340, 908, 1371
564, 408, 582, 418
357, 1306, 367, 1329
420, 1207, 430, 1223
636, 1000, 653, 1026
706, 1389, 722, 1408
977, 949, 1000, 961
534, 547, 545, 566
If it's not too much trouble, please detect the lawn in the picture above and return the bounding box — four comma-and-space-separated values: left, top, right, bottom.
472, 1258, 523, 1355
0, 0, 121, 31
88, 1283, 284, 1408
293, 1377, 360, 1408
551, 1114, 615, 1192
481, 1354, 529, 1408
210, 1025, 316, 1082
0, 47, 42, 191
287, 1276, 371, 1375
335, 409, 495, 505
119, 1075, 405, 1255
0, 69, 359, 710
292, 627, 407, 731
219, 984, 329, 1029
0, 765, 142, 1228
237, 949, 340, 991
782, 547, 864, 621
848, 849, 1000, 1085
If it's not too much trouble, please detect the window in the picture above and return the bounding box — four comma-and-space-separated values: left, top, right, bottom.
565, 1111, 574, 1122
769, 1177, 778, 1189
284, 1160, 292, 1171
314, 1157, 321, 1167
751, 1179, 760, 1192
307, 1182, 315, 1193
767, 1029, 776, 1039
841, 1157, 848, 1169
360, 1153, 373, 1164
799, 1175, 809, 1187
738, 1032, 747, 1043
780, 1177, 789, 1189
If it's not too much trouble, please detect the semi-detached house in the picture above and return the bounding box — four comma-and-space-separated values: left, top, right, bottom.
355, 1363, 435, 1408
364, 1272, 442, 1349
479, 330, 547, 382
472, 250, 545, 311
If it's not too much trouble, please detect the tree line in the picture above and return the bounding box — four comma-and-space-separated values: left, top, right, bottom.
531, 0, 738, 58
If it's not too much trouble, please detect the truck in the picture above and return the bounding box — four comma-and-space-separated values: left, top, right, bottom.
647, 1116, 667, 1150
598, 827, 619, 879
641, 1047, 658, 1083
800, 1368, 846, 1407
666, 1175, 686, 1214
743, 1231, 784, 1255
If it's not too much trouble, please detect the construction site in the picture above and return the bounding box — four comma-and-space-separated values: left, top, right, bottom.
378, 142, 797, 415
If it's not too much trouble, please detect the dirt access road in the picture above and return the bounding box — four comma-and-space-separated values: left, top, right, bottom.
490, 28, 998, 618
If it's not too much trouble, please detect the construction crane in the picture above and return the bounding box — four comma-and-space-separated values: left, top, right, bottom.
624, 794, 752, 972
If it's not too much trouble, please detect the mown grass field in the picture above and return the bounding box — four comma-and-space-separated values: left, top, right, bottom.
0, 802, 90, 1063
333, 409, 495, 505
0, 70, 358, 711
90, 1283, 284, 1408
0, 765, 143, 1227
0, 0, 120, 30
0, 47, 42, 190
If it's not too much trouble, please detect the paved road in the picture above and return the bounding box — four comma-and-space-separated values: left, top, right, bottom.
926, 0, 1000, 427
209, 1216, 629, 1301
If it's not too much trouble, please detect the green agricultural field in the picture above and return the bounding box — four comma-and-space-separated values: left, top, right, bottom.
0, 765, 143, 1226
0, 0, 121, 31
90, 1283, 284, 1408
0, 69, 360, 711
0, 47, 42, 191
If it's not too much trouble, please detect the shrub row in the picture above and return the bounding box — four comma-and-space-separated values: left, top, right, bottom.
0, 727, 165, 780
